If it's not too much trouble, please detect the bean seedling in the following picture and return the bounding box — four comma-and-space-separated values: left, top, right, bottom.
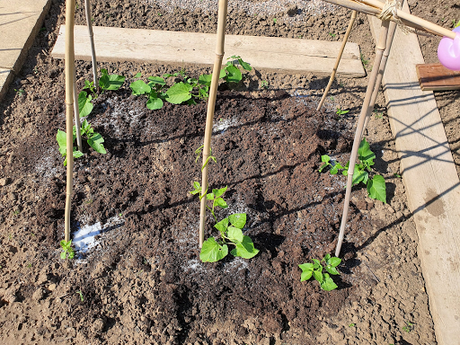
190, 183, 259, 262
60, 240, 75, 260
319, 137, 386, 203
336, 107, 349, 119
299, 254, 341, 291
130, 56, 251, 111
57, 69, 124, 165
402, 320, 414, 333
56, 120, 106, 166
76, 290, 84, 302
200, 212, 259, 262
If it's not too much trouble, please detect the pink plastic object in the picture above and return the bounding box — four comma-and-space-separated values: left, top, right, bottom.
438, 27, 460, 71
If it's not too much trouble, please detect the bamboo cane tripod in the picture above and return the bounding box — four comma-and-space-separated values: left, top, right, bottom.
321, 0, 456, 256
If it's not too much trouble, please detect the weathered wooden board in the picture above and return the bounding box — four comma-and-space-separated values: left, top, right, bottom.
370, 10, 460, 345
416, 63, 460, 91
0, 0, 51, 100
51, 25, 366, 76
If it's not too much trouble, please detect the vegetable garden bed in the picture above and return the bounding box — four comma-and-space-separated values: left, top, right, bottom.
3, 0, 458, 344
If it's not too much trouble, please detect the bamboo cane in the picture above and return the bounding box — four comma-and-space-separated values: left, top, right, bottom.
323, 0, 381, 16
199, 0, 228, 247
335, 19, 390, 257
73, 81, 83, 152
324, 0, 382, 16
64, 0, 76, 243
84, 0, 98, 88
362, 4, 401, 137
317, 10, 357, 111
325, 0, 455, 39
358, 0, 455, 39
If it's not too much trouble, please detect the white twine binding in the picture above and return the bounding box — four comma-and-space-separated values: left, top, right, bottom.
375, 0, 412, 34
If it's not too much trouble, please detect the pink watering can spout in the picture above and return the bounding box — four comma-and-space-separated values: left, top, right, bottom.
438, 27, 460, 71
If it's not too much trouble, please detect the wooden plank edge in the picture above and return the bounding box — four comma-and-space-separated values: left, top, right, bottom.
51, 25, 366, 77
416, 63, 460, 91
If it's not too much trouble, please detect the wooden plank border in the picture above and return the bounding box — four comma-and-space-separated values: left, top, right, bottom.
51, 25, 366, 77
369, 9, 460, 345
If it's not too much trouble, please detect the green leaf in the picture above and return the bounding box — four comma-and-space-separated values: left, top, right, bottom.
214, 217, 229, 235
87, 132, 106, 154
228, 213, 246, 229
358, 137, 375, 165
200, 237, 228, 262
73, 149, 84, 159
312, 268, 323, 283
299, 263, 314, 281
352, 167, 368, 186
219, 69, 227, 79
130, 80, 151, 95
198, 74, 212, 87
225, 65, 242, 83
78, 91, 93, 117
213, 186, 227, 198
165, 82, 193, 104
312, 259, 321, 269
56, 129, 67, 156
227, 226, 244, 243
320, 273, 338, 291
99, 69, 125, 91
328, 257, 341, 267
60, 251, 67, 260
230, 236, 259, 259
326, 265, 340, 275
148, 76, 166, 86
238, 58, 252, 71
134, 72, 142, 78
206, 193, 215, 200
214, 197, 228, 209
318, 155, 331, 172
367, 174, 386, 203
146, 96, 163, 110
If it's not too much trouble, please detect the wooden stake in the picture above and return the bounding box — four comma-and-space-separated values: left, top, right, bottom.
335, 19, 390, 257
64, 0, 76, 243
199, 0, 228, 247
84, 0, 98, 88
317, 10, 357, 111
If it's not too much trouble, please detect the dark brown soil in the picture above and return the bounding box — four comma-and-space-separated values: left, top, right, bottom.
2, 0, 455, 344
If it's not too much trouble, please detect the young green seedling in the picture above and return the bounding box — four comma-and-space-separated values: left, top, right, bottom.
190, 183, 227, 221
57, 120, 106, 166
78, 69, 125, 117
195, 145, 217, 171
336, 107, 349, 118
222, 55, 252, 84
299, 254, 341, 291
200, 213, 259, 262
76, 290, 84, 302
318, 137, 386, 203
130, 57, 251, 111
190, 183, 259, 262
60, 240, 75, 260
402, 321, 414, 333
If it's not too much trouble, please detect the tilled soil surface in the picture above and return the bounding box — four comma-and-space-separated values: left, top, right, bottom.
2, 0, 458, 344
